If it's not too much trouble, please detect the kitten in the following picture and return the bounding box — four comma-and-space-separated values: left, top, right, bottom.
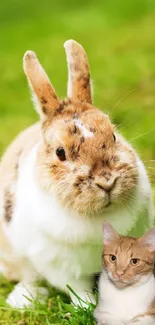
94, 221, 155, 325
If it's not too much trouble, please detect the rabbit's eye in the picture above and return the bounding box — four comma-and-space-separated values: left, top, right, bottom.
113, 133, 116, 142
56, 147, 66, 161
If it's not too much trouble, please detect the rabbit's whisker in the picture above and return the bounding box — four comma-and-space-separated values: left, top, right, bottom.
111, 88, 136, 114
128, 128, 155, 143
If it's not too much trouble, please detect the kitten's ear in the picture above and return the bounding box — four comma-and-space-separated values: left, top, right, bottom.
23, 51, 60, 120
102, 221, 119, 245
138, 228, 155, 252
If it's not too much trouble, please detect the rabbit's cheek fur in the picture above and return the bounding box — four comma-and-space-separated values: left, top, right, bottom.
35, 133, 138, 214
36, 128, 138, 214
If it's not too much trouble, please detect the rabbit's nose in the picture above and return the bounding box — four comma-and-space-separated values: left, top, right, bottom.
96, 175, 118, 192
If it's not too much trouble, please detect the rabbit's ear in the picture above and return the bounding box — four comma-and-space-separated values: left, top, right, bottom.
23, 51, 60, 119
64, 40, 92, 104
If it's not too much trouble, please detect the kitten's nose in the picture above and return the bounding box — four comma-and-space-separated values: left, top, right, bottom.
116, 270, 124, 278
96, 175, 118, 192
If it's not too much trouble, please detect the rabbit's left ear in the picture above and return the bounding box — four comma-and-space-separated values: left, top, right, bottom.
64, 40, 92, 104
23, 51, 60, 119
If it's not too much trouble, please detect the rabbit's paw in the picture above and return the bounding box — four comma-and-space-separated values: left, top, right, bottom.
6, 282, 38, 308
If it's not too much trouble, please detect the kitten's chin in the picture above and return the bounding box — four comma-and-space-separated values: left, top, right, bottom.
114, 275, 152, 288
110, 276, 146, 289
108, 273, 133, 289
113, 280, 130, 289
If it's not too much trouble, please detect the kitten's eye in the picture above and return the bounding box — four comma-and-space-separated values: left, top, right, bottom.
56, 147, 66, 161
110, 255, 117, 263
113, 133, 116, 142
130, 258, 139, 266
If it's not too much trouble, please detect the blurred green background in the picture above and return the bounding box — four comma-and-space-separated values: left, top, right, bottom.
1, 0, 155, 171
0, 0, 155, 174
0, 1, 155, 323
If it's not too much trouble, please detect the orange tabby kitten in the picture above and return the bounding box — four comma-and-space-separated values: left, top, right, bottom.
94, 222, 155, 325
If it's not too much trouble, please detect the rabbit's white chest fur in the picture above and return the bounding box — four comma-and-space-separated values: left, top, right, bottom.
96, 271, 155, 322
4, 144, 152, 295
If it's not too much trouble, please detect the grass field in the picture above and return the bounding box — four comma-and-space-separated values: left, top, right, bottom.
1, 0, 155, 323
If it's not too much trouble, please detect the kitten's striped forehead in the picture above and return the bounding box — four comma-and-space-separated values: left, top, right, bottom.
104, 236, 154, 263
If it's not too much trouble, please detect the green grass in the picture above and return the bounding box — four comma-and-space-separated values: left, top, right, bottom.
0, 279, 97, 324
1, 0, 155, 323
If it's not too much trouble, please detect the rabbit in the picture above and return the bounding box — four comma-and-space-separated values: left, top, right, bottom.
0, 40, 153, 308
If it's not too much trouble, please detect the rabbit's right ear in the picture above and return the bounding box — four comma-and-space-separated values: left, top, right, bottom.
23, 51, 60, 119
64, 40, 92, 104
